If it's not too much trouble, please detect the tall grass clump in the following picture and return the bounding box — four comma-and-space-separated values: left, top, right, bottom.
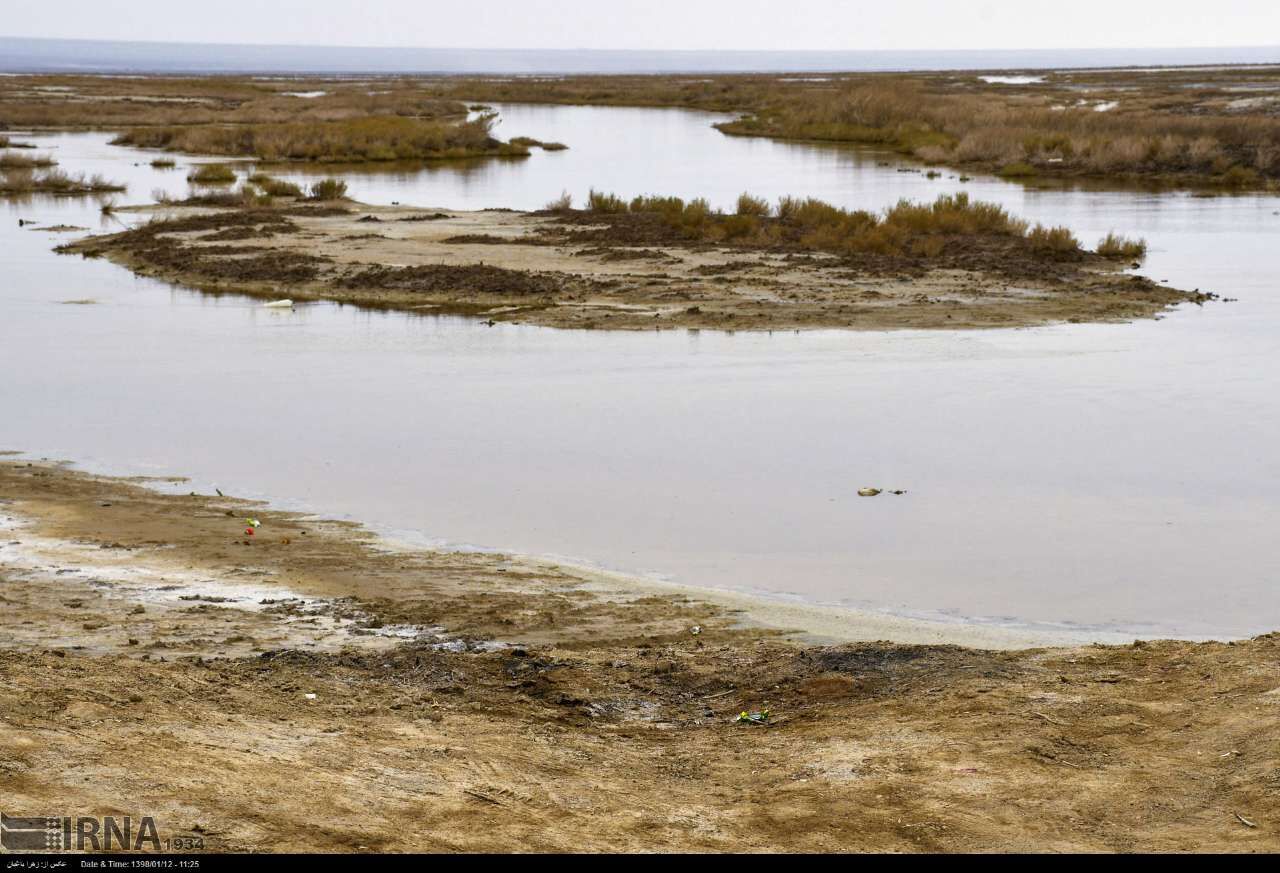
149, 157, 176, 168
1096, 232, 1147, 260
248, 173, 303, 197
735, 192, 772, 217
307, 178, 348, 200
187, 163, 237, 185
543, 190, 573, 211
586, 188, 628, 213
0, 151, 56, 169
1027, 223, 1081, 254
0, 168, 125, 195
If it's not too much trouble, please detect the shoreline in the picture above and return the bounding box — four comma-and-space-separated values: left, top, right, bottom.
3, 452, 1218, 649
3, 458, 1279, 851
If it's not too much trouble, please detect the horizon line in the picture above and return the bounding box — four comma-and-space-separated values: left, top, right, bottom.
4, 33, 1280, 56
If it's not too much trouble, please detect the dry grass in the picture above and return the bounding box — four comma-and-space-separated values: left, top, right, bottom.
510, 136, 569, 151
112, 115, 528, 163
543, 190, 574, 211
7, 70, 1278, 187
712, 78, 1280, 187
0, 75, 471, 130
187, 163, 238, 184
586, 188, 628, 213
0, 151, 56, 169
248, 173, 303, 197
306, 178, 348, 200
1096, 232, 1148, 260
0, 168, 125, 195
427, 68, 1280, 189
585, 189, 1085, 258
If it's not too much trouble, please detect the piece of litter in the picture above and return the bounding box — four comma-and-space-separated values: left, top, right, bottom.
734, 709, 770, 725
1234, 812, 1257, 828
263, 299, 294, 308
304, 693, 317, 700
857, 488, 881, 497
691, 626, 702, 636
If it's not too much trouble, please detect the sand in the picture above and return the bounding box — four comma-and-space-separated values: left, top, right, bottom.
2, 460, 1277, 852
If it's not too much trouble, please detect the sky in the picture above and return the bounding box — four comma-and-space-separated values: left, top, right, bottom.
3, 0, 1278, 51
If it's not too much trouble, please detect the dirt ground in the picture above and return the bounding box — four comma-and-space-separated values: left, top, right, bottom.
1, 460, 1277, 853
57, 202, 1206, 331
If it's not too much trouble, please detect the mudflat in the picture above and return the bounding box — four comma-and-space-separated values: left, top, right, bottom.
58, 201, 1206, 331
1, 460, 1277, 852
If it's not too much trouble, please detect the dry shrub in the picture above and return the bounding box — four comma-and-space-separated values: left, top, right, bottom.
115, 116, 524, 163
1096, 232, 1148, 259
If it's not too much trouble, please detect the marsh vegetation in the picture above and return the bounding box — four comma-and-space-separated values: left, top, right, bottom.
426, 67, 1280, 190
113, 115, 529, 163
579, 189, 1102, 259
186, 163, 238, 184
0, 167, 125, 195
0, 150, 56, 169
0, 76, 536, 164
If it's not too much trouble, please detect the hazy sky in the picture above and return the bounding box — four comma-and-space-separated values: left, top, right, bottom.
4, 1, 1277, 51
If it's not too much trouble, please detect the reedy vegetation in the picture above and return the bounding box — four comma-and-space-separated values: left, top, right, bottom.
0, 150, 56, 169
429, 68, 1280, 189
1095, 232, 1148, 260
0, 167, 125, 195
187, 163, 238, 184
112, 115, 526, 163
582, 189, 1101, 259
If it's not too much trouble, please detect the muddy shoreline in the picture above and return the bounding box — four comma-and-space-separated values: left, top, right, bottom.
2, 460, 1277, 852
57, 201, 1206, 331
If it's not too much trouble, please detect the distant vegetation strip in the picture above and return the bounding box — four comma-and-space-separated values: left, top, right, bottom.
0, 168, 125, 195
432, 71, 1280, 190
111, 115, 530, 163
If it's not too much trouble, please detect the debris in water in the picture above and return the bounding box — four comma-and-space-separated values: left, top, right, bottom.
263, 299, 294, 309
858, 488, 882, 497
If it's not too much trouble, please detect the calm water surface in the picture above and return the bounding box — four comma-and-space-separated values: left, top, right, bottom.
2, 105, 1278, 639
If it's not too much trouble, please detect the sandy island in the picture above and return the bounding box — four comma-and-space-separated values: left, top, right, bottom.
1, 460, 1276, 852
57, 201, 1210, 331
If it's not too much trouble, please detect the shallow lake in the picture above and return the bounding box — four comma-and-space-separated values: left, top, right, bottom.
2, 103, 1278, 639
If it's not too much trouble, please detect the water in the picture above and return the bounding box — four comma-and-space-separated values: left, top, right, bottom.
3, 106, 1279, 640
